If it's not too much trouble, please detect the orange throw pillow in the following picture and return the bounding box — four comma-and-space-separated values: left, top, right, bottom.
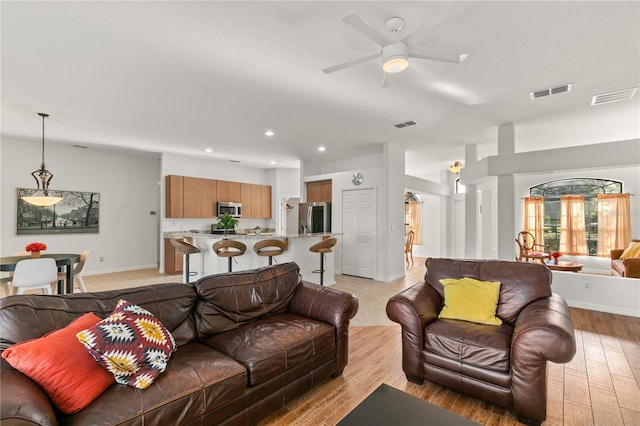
1, 313, 115, 414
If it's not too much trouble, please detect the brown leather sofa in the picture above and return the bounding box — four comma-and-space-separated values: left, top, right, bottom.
0, 262, 358, 425
611, 240, 640, 278
386, 258, 575, 425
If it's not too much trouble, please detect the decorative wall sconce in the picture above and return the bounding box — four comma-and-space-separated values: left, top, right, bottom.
448, 161, 463, 175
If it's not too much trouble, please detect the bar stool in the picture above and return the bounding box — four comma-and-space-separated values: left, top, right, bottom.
309, 237, 337, 286
253, 239, 288, 266
169, 238, 202, 283
213, 240, 247, 272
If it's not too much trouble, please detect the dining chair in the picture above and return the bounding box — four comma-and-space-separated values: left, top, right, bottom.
11, 258, 58, 295
57, 250, 89, 292
405, 230, 415, 268
515, 231, 551, 263
0, 251, 31, 297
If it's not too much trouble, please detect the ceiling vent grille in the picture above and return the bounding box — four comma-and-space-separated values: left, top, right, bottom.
591, 87, 638, 106
394, 120, 419, 128
530, 83, 572, 99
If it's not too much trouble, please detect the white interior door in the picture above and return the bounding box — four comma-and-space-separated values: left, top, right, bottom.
342, 188, 376, 279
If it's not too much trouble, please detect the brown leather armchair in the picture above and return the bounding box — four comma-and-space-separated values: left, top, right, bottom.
386, 258, 576, 425
611, 239, 640, 278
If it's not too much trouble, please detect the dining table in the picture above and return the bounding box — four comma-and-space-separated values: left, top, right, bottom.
0, 253, 81, 294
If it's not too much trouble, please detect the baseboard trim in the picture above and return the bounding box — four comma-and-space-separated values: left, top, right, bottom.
567, 300, 640, 318
84, 264, 160, 276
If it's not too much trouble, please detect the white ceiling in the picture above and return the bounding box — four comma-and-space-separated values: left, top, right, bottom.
2, 1, 639, 174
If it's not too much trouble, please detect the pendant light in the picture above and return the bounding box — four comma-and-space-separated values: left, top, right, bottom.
21, 113, 63, 207
448, 161, 463, 175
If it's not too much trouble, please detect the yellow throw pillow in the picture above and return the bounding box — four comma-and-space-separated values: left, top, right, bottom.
620, 242, 640, 259
438, 277, 502, 326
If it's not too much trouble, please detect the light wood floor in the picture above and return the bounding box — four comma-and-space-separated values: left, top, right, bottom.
30, 261, 640, 425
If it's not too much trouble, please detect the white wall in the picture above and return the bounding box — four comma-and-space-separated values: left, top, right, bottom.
1, 138, 160, 274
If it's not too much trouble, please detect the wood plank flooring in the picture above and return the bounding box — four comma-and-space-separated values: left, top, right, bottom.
17, 260, 639, 425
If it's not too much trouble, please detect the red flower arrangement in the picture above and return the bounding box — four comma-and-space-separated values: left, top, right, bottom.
25, 242, 47, 252
551, 251, 562, 260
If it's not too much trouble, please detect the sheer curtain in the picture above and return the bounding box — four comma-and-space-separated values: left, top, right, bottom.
408, 201, 422, 245
597, 193, 631, 257
559, 195, 588, 255
523, 196, 545, 244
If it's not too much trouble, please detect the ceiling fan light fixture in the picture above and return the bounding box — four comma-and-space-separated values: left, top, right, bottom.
448, 161, 463, 175
383, 43, 409, 73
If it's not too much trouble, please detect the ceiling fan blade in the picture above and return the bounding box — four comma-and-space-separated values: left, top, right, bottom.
409, 50, 467, 64
343, 13, 392, 47
322, 52, 380, 74
381, 72, 395, 88
400, 1, 471, 46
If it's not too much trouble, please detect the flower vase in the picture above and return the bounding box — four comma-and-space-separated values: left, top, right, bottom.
554, 258, 558, 265
31, 250, 41, 258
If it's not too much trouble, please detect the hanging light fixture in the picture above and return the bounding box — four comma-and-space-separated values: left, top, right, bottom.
448, 161, 463, 175
21, 113, 63, 207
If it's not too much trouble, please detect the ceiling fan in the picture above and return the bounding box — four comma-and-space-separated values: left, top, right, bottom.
322, 8, 468, 84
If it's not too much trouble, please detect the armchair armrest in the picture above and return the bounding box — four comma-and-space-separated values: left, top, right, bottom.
1, 359, 57, 426
622, 257, 640, 278
386, 281, 442, 382
288, 280, 358, 373
511, 293, 576, 420
611, 249, 624, 260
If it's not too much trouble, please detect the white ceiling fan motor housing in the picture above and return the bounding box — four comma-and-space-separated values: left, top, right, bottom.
382, 42, 409, 73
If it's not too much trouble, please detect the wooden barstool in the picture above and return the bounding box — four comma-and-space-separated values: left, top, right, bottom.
309, 237, 337, 286
169, 238, 202, 284
253, 239, 288, 266
213, 240, 247, 272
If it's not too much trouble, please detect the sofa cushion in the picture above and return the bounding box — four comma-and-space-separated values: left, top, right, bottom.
1, 313, 115, 414
611, 259, 626, 277
438, 277, 502, 325
77, 299, 177, 389
61, 342, 248, 425
194, 262, 301, 337
204, 313, 335, 386
424, 319, 514, 372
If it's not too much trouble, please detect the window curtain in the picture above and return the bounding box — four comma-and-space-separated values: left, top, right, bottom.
559, 195, 588, 255
597, 193, 631, 257
523, 196, 545, 245
408, 201, 422, 245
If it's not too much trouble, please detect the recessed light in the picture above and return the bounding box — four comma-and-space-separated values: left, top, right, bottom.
318, 146, 326, 152
270, 160, 276, 165
205, 148, 213, 153
265, 130, 275, 137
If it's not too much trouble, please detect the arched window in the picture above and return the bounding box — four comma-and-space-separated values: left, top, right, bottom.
530, 178, 622, 255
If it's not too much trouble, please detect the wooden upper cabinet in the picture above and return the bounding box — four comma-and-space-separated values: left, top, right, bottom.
183, 177, 201, 218
240, 183, 253, 218
165, 175, 184, 218
217, 180, 241, 203
251, 184, 262, 218
200, 179, 217, 218
260, 185, 272, 219
307, 180, 332, 203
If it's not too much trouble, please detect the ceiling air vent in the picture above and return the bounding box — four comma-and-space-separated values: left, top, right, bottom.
394, 120, 419, 128
530, 83, 572, 99
591, 87, 638, 106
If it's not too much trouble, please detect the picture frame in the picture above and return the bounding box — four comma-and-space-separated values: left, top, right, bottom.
16, 188, 100, 235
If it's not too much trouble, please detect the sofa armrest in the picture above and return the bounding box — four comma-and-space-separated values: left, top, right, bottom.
611, 249, 624, 260
1, 359, 57, 426
622, 257, 640, 278
385, 281, 441, 381
510, 293, 576, 421
288, 281, 359, 374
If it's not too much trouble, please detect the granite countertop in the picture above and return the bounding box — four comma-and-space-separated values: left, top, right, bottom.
164, 231, 341, 240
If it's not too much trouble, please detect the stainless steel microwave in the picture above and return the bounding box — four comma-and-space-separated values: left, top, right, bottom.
217, 202, 242, 218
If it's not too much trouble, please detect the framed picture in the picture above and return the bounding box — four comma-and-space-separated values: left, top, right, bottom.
16, 188, 100, 235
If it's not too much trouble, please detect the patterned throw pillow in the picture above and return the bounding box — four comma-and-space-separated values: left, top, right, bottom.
76, 299, 176, 389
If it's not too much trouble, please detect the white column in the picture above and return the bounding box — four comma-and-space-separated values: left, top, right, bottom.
497, 123, 516, 260
464, 145, 478, 259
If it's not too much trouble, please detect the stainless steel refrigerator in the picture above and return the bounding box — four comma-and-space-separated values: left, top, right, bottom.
299, 202, 331, 234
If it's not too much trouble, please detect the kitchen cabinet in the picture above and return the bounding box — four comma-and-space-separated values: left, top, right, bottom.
240, 183, 253, 218
217, 180, 241, 203
166, 175, 184, 218
260, 185, 271, 218
307, 180, 332, 203
183, 177, 201, 218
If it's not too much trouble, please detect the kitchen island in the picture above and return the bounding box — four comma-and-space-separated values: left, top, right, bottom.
164, 232, 340, 286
